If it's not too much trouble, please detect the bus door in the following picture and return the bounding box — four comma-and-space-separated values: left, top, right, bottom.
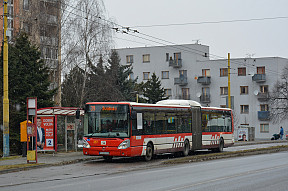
191, 106, 202, 150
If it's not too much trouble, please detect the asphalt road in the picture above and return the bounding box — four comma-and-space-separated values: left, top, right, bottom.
1, 149, 288, 191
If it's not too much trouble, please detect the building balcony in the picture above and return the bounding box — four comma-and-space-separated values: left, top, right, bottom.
176, 94, 191, 100
174, 76, 188, 86
169, 59, 182, 68
258, 111, 270, 121
197, 76, 211, 85
200, 94, 211, 103
257, 92, 269, 101
40, 36, 58, 46
252, 74, 266, 82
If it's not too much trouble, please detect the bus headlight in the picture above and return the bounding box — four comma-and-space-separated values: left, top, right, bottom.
83, 138, 91, 148
118, 139, 130, 149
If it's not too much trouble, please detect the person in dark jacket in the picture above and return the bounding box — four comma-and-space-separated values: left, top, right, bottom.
280, 127, 284, 140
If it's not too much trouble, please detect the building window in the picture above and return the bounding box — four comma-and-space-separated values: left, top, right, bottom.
240, 105, 249, 114
166, 53, 169, 61
129, 73, 134, 80
174, 52, 181, 60
126, 55, 133, 64
202, 87, 210, 97
7, 19, 13, 29
23, 0, 29, 10
220, 87, 228, 95
240, 86, 248, 94
45, 47, 51, 58
220, 105, 227, 108
260, 124, 269, 133
143, 54, 150, 63
238, 67, 246, 76
143, 72, 150, 80
23, 22, 31, 35
202, 69, 210, 77
257, 67, 265, 74
179, 70, 187, 77
220, 68, 228, 77
40, 47, 45, 58
260, 104, 269, 111
182, 88, 189, 100
164, 89, 172, 97
260, 85, 268, 93
52, 49, 58, 59
8, 5, 13, 18
162, 71, 169, 79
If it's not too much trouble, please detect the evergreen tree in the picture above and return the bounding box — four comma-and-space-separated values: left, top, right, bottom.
0, 33, 56, 154
105, 50, 137, 101
61, 66, 85, 107
142, 73, 168, 104
62, 50, 138, 106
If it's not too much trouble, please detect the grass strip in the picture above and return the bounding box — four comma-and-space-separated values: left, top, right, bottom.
162, 145, 288, 164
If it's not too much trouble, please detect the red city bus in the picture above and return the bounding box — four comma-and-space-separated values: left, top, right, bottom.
82, 100, 234, 161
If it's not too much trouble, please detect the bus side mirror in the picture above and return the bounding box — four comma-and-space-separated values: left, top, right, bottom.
131, 111, 137, 120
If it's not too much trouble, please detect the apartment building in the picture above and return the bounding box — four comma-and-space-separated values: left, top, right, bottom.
117, 44, 288, 139
0, 0, 61, 105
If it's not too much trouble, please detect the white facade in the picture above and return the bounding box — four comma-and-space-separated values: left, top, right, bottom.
117, 44, 288, 140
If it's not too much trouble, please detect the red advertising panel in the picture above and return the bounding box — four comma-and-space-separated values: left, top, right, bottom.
39, 116, 55, 150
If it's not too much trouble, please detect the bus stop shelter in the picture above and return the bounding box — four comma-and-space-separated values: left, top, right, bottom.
37, 107, 84, 152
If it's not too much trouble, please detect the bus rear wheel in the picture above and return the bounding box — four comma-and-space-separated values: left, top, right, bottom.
218, 139, 224, 152
183, 140, 190, 156
144, 143, 153, 161
215, 139, 224, 152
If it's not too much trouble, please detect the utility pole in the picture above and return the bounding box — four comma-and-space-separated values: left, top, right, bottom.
228, 53, 231, 109
3, 0, 10, 157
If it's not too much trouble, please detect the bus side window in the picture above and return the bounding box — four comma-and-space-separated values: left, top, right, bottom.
155, 112, 166, 134
226, 115, 232, 132
202, 114, 209, 132
132, 113, 142, 136
167, 113, 176, 134
143, 112, 155, 135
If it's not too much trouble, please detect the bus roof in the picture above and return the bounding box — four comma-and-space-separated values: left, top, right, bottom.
156, 99, 201, 107
86, 101, 232, 111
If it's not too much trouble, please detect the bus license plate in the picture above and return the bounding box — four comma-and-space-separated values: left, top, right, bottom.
99, 152, 109, 155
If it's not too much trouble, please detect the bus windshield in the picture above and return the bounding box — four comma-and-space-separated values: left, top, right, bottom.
86, 104, 129, 138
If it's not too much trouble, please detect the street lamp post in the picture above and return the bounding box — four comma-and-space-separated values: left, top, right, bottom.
228, 53, 231, 109
3, 0, 10, 157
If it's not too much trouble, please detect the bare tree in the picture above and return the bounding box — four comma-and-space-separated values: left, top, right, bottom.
269, 66, 288, 122
61, 0, 113, 106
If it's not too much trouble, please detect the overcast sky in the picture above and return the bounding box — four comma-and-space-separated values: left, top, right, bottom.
104, 0, 288, 59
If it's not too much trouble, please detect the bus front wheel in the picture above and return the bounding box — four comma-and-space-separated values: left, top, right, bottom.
144, 143, 153, 161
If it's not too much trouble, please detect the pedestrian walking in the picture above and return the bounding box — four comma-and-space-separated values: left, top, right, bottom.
280, 126, 284, 140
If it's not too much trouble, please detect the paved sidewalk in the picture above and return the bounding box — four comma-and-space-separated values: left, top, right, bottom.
0, 139, 286, 174
0, 151, 101, 174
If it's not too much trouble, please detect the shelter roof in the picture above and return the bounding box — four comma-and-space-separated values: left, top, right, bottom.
37, 107, 84, 116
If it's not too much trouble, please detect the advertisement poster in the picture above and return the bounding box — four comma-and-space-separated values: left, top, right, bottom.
238, 128, 248, 141
39, 116, 55, 150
